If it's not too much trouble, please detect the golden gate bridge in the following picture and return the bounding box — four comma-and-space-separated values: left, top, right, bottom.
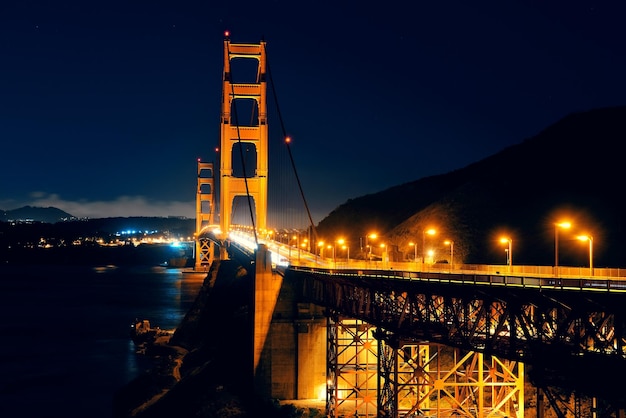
188, 33, 626, 418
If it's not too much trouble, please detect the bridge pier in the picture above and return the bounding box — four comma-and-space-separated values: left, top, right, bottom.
252, 243, 330, 400
252, 247, 327, 401
252, 244, 276, 398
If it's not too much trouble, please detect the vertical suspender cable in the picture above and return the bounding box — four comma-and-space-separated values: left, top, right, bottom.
263, 42, 318, 242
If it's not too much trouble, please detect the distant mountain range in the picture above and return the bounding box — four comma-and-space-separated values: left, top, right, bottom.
316, 106, 626, 268
1, 206, 76, 223
0, 206, 195, 238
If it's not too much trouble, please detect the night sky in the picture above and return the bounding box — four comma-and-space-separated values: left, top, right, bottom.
2, 1, 625, 223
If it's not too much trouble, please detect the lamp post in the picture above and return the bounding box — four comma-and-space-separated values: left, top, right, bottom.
444, 240, 454, 269
554, 221, 571, 276
500, 237, 512, 271
576, 235, 593, 275
366, 233, 377, 263
381, 243, 388, 267
422, 228, 436, 265
337, 238, 348, 266
409, 242, 417, 263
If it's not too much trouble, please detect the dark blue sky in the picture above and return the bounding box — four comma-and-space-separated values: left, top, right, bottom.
2, 1, 625, 223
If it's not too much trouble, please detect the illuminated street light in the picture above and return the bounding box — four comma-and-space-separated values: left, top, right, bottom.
341, 244, 349, 264
554, 221, 571, 276
380, 243, 387, 266
422, 228, 436, 264
367, 233, 377, 261
576, 235, 593, 275
337, 238, 349, 265
444, 240, 454, 269
409, 242, 417, 262
500, 237, 512, 270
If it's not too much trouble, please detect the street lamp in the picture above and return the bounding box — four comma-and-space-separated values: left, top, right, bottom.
500, 237, 512, 270
341, 244, 349, 265
380, 243, 387, 266
422, 228, 436, 264
299, 240, 307, 261
409, 242, 417, 263
337, 238, 349, 265
576, 235, 593, 275
554, 221, 571, 275
366, 233, 377, 261
444, 240, 454, 269
318, 241, 325, 258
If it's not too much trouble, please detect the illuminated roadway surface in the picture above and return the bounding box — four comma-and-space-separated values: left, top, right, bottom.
227, 229, 626, 292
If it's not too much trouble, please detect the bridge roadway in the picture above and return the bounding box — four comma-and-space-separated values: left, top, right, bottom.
224, 230, 626, 407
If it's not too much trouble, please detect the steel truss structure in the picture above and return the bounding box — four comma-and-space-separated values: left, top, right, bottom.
326, 316, 378, 417
292, 267, 626, 414
376, 331, 523, 418
326, 315, 523, 417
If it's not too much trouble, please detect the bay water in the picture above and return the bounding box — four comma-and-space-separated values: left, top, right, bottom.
0, 263, 205, 418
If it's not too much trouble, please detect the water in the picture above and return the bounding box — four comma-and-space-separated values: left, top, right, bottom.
0, 264, 205, 418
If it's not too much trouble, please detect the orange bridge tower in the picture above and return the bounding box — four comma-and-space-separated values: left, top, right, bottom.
194, 160, 215, 270
219, 34, 268, 234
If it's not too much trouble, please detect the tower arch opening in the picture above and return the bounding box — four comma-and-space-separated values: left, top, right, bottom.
231, 142, 258, 178
231, 195, 257, 228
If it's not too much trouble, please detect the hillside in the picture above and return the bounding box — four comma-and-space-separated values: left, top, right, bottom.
0, 205, 75, 223
316, 106, 626, 268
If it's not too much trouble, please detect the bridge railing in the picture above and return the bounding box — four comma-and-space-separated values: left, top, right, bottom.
289, 264, 626, 292
284, 254, 626, 280
226, 230, 626, 280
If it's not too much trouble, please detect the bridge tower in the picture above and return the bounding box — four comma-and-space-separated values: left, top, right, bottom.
218, 34, 278, 398
195, 160, 215, 270
219, 34, 268, 234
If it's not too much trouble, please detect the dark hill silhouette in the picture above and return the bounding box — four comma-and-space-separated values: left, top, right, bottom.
316, 106, 626, 268
0, 205, 75, 223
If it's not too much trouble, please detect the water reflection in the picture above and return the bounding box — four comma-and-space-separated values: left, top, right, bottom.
0, 264, 204, 418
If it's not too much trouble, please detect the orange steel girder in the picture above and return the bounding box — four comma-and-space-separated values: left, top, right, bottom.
219, 35, 268, 233
295, 269, 626, 367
